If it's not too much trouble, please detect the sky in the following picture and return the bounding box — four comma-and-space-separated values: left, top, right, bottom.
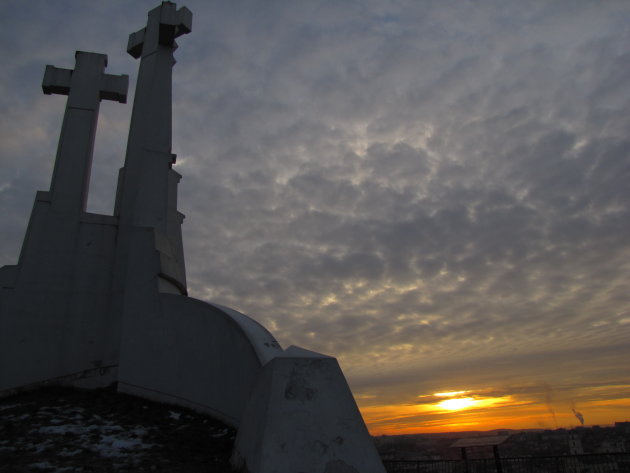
1, 0, 629, 435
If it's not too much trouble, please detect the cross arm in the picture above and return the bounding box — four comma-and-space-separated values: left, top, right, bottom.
170, 6, 192, 38
42, 52, 129, 105
42, 66, 72, 96
158, 5, 192, 44
101, 74, 129, 103
128, 28, 146, 59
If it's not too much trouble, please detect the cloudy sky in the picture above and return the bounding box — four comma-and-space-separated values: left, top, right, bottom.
1, 0, 629, 434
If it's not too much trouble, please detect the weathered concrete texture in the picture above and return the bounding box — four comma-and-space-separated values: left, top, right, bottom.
232, 346, 386, 473
113, 2, 191, 296
0, 204, 121, 393
0, 51, 127, 393
118, 291, 282, 427
43, 52, 127, 215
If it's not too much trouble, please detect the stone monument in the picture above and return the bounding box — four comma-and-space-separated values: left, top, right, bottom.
0, 3, 385, 472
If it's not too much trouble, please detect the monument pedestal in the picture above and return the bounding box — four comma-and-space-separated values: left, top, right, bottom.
233, 346, 386, 473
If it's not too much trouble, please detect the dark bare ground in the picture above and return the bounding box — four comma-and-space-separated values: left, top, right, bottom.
0, 385, 237, 472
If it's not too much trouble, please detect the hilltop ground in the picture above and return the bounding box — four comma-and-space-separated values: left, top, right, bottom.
0, 385, 237, 472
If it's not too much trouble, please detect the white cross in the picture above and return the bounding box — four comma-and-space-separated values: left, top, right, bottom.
43, 52, 128, 214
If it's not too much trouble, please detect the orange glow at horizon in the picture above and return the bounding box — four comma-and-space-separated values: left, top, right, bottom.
358, 391, 630, 436
434, 391, 469, 397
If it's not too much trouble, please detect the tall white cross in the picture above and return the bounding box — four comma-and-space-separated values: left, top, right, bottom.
113, 2, 192, 296
115, 2, 191, 230
43, 51, 128, 215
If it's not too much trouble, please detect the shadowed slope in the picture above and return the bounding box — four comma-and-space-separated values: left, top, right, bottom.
0, 386, 237, 472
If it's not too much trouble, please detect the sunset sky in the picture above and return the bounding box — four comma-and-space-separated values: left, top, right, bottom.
1, 1, 629, 435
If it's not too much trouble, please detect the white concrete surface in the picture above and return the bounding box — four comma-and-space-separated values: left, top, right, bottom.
209, 302, 282, 365
232, 346, 386, 473
43, 52, 127, 215
0, 50, 127, 394
0, 205, 122, 392
114, 2, 191, 295
118, 293, 282, 426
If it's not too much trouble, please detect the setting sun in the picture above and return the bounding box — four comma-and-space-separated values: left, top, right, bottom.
437, 397, 478, 411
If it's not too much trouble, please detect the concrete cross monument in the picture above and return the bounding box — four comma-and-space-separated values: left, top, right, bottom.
0, 3, 386, 472
113, 1, 192, 298
43, 52, 128, 215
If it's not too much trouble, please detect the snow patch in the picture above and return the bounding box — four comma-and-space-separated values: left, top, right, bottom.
0, 403, 19, 411
59, 448, 82, 456
28, 461, 54, 470
96, 434, 154, 457
39, 424, 87, 435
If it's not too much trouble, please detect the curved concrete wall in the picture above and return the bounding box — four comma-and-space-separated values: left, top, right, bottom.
117, 294, 282, 426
